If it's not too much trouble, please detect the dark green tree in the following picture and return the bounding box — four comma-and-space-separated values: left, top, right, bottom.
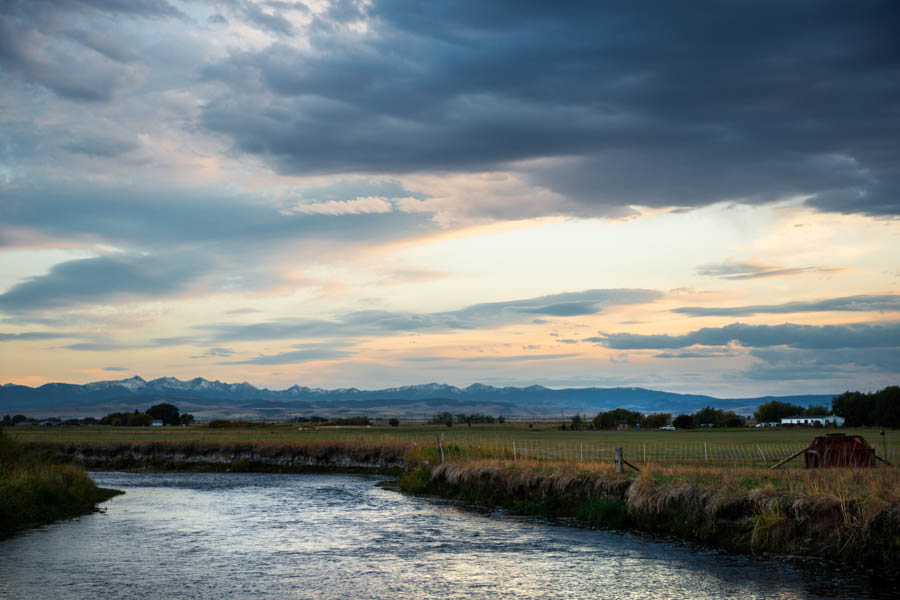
179, 413, 195, 425
673, 414, 694, 429
388, 418, 399, 427
645, 413, 672, 428
147, 403, 180, 426
754, 400, 804, 424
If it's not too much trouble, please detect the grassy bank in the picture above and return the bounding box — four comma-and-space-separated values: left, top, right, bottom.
13, 427, 900, 570
0, 430, 121, 538
399, 460, 900, 573
21, 438, 411, 475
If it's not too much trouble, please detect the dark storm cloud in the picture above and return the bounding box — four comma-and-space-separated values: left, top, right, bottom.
201, 289, 662, 341
0, 182, 430, 251
64, 136, 139, 157
592, 322, 900, 350
0, 0, 183, 102
215, 0, 301, 36
673, 294, 900, 318
743, 347, 900, 381
0, 254, 206, 313
199, 1, 900, 216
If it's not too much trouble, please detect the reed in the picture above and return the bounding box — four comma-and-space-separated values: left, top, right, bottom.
0, 430, 120, 537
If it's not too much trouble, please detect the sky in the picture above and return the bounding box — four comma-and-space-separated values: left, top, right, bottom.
1, 0, 898, 396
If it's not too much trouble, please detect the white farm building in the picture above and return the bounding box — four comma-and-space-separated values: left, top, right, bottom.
781, 415, 845, 427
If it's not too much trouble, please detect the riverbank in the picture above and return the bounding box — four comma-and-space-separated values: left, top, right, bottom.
0, 431, 121, 538
399, 460, 900, 574
20, 437, 900, 572
23, 439, 409, 475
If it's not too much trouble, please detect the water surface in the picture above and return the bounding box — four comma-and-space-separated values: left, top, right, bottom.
0, 472, 888, 599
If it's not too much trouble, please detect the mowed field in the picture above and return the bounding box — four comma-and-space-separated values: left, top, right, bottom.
9, 422, 899, 468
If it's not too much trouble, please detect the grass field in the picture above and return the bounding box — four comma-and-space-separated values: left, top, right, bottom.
8, 422, 898, 468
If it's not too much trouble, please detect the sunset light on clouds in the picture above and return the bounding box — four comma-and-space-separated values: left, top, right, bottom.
1, 1, 898, 396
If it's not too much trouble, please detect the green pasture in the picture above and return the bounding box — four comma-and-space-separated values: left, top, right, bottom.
8, 422, 897, 467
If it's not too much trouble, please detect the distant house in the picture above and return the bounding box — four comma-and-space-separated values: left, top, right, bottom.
151, 420, 164, 427
781, 415, 845, 427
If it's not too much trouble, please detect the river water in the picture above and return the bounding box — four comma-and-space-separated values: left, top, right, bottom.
0, 472, 890, 599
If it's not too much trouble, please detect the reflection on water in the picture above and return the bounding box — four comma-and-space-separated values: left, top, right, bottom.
0, 472, 889, 599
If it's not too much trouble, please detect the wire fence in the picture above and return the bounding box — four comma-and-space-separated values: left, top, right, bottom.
436, 439, 899, 468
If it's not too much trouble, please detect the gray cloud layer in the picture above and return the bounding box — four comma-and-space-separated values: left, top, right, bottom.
202, 289, 662, 341
674, 294, 900, 318
0, 254, 206, 313
593, 322, 900, 350
198, 1, 900, 216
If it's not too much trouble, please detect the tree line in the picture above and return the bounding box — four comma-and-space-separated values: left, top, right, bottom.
832, 386, 900, 427
567, 406, 746, 430
100, 403, 194, 426
431, 412, 506, 426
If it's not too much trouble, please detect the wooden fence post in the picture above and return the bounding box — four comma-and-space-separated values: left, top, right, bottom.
615, 447, 623, 473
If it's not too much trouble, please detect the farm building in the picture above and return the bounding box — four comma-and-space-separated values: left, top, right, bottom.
781, 415, 844, 427
151, 420, 163, 427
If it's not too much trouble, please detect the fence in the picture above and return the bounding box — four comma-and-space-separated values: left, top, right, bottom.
435, 438, 899, 468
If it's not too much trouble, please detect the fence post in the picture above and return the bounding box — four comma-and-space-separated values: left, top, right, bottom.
513, 440, 517, 461
439, 433, 444, 463
615, 447, 623, 473
757, 444, 766, 464
704, 442, 708, 462
580, 442, 583, 462
643, 442, 646, 464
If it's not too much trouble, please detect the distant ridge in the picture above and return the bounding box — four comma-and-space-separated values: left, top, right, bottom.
0, 376, 836, 419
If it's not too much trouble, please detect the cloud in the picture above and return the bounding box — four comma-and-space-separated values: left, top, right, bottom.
0, 331, 71, 341
0, 254, 207, 313
743, 347, 900, 381
593, 321, 900, 350
458, 353, 579, 363
283, 196, 395, 216
101, 366, 129, 371
192, 347, 236, 359
222, 344, 353, 365
201, 288, 662, 341
64, 136, 139, 157
696, 261, 840, 280
674, 294, 900, 317
197, 1, 900, 217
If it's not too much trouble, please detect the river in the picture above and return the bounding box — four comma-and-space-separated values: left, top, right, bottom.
0, 472, 889, 599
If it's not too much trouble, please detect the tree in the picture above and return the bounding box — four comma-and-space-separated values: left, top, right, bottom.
754, 400, 803, 424
645, 413, 672, 429
179, 413, 195, 425
388, 418, 399, 427
570, 414, 585, 430
804, 405, 830, 416
431, 411, 453, 426
833, 386, 900, 427
592, 408, 643, 430
147, 403, 180, 426
673, 414, 694, 429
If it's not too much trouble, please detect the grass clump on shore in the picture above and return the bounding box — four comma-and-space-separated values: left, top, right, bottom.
0, 429, 120, 537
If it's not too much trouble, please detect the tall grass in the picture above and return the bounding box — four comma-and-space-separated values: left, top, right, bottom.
406, 458, 900, 569
0, 429, 120, 537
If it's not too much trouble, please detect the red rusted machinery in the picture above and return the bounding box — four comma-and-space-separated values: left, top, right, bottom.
770, 433, 890, 469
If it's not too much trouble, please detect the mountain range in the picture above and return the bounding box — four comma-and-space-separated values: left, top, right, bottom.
0, 376, 836, 420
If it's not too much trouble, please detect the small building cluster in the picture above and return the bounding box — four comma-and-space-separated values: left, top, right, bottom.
780, 415, 845, 427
